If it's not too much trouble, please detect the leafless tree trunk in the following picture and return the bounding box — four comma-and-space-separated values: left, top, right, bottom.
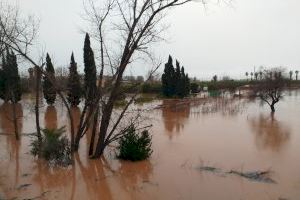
11, 101, 19, 140
78, 0, 206, 158
35, 66, 42, 145
89, 105, 99, 156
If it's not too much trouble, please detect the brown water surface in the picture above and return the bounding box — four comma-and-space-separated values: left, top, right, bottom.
1, 92, 300, 200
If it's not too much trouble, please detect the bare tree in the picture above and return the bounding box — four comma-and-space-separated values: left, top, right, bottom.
254, 68, 287, 113
75, 0, 206, 158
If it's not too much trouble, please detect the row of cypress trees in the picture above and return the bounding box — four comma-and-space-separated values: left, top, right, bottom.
0, 49, 22, 103
41, 33, 97, 107
0, 33, 97, 107
161, 55, 190, 98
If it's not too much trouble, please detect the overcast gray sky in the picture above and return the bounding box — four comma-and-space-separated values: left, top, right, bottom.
15, 0, 300, 80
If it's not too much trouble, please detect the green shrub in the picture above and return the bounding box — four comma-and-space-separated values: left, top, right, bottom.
117, 126, 153, 161
190, 82, 199, 93
114, 99, 128, 107
30, 127, 72, 166
141, 82, 162, 93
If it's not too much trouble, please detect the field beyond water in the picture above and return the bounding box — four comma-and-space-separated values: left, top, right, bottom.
0, 91, 300, 200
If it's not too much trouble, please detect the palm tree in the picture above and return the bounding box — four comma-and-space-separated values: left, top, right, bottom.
289, 70, 293, 80
295, 70, 299, 81
245, 72, 249, 81
254, 72, 258, 81
250, 72, 253, 81
259, 71, 263, 80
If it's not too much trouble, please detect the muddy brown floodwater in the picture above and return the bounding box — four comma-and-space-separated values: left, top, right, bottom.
1, 91, 300, 200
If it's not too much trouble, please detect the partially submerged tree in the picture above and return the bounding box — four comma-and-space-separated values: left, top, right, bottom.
0, 3, 76, 152
1, 0, 211, 159
43, 54, 57, 105
83, 33, 97, 102
1, 49, 22, 103
75, 0, 199, 158
254, 68, 287, 113
0, 48, 22, 140
162, 56, 175, 97
67, 53, 82, 107
161, 56, 190, 98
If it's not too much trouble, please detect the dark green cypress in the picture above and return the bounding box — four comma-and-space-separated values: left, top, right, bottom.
162, 55, 175, 97
83, 33, 97, 102
162, 56, 190, 98
1, 50, 22, 102
184, 72, 190, 97
43, 53, 56, 105
9, 51, 22, 102
175, 60, 181, 96
0, 55, 6, 100
178, 66, 186, 98
67, 53, 82, 107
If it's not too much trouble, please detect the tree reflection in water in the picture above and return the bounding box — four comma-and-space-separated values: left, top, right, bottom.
0, 103, 23, 197
162, 100, 190, 139
248, 113, 290, 152
44, 106, 57, 130
192, 97, 247, 116
0, 102, 23, 135
118, 160, 153, 188
161, 98, 247, 140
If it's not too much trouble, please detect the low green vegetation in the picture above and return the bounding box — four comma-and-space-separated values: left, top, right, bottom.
30, 127, 72, 166
199, 80, 248, 92
117, 126, 153, 161
114, 99, 128, 107
134, 95, 155, 104
141, 82, 162, 94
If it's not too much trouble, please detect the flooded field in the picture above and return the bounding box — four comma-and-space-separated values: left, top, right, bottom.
1, 91, 300, 200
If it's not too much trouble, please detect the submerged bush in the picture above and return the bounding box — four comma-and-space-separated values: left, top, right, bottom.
30, 127, 72, 166
117, 126, 153, 161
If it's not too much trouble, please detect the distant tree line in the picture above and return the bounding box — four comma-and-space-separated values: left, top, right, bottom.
161, 55, 190, 98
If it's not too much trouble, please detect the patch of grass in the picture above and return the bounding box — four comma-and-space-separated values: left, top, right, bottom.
134, 95, 155, 104
117, 126, 153, 161
30, 127, 72, 167
114, 99, 128, 107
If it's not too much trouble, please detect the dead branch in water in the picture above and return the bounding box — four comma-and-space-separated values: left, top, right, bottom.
196, 164, 276, 184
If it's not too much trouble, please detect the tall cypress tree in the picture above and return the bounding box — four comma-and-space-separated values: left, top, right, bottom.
0, 55, 7, 100
162, 55, 175, 97
177, 66, 186, 98
67, 53, 82, 107
175, 60, 181, 95
43, 53, 56, 105
8, 51, 22, 102
184, 72, 190, 97
83, 33, 97, 102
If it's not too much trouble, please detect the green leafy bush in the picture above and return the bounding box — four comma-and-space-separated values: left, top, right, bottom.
117, 126, 153, 161
30, 127, 72, 166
